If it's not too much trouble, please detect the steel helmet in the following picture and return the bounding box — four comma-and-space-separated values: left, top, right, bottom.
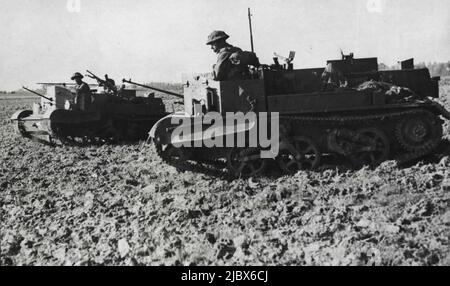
71, 72, 83, 80
206, 30, 229, 45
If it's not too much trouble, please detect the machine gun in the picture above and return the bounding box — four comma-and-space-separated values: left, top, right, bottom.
122, 79, 184, 99
22, 86, 54, 105
86, 70, 118, 94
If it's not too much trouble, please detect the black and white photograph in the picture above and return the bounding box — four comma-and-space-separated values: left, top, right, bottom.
1, 0, 449, 269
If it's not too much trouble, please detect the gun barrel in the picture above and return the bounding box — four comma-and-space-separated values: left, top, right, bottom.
86, 70, 101, 80
122, 79, 183, 99
37, 82, 73, 86
38, 82, 98, 87
22, 86, 54, 102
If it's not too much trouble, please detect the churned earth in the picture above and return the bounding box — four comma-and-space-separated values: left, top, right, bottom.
0, 84, 450, 266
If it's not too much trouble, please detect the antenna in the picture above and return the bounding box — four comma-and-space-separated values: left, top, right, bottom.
248, 8, 254, 52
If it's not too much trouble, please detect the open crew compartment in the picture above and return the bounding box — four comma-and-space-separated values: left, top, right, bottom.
183, 73, 267, 115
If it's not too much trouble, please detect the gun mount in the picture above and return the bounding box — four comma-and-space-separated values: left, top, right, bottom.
86, 70, 118, 95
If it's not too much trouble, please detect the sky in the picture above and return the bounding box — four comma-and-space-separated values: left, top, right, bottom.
0, 0, 449, 90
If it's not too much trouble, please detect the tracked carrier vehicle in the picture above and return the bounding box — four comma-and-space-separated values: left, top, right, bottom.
150, 54, 450, 177
11, 77, 169, 145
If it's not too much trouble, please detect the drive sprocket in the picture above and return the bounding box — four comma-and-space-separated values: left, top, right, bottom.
395, 111, 442, 154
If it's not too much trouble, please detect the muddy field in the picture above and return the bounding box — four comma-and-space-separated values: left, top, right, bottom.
1, 85, 450, 266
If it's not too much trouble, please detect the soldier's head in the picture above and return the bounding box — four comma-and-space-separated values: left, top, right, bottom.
71, 72, 83, 84
206, 31, 229, 53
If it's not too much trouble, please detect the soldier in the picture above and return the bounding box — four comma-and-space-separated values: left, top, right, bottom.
206, 30, 259, 81
70, 72, 92, 111
102, 75, 117, 94
321, 63, 348, 91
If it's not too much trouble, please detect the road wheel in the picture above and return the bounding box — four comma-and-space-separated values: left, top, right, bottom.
227, 147, 267, 178
350, 127, 390, 168
276, 136, 321, 173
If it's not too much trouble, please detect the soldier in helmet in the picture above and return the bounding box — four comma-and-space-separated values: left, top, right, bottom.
70, 72, 92, 111
321, 63, 348, 91
207, 30, 255, 81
